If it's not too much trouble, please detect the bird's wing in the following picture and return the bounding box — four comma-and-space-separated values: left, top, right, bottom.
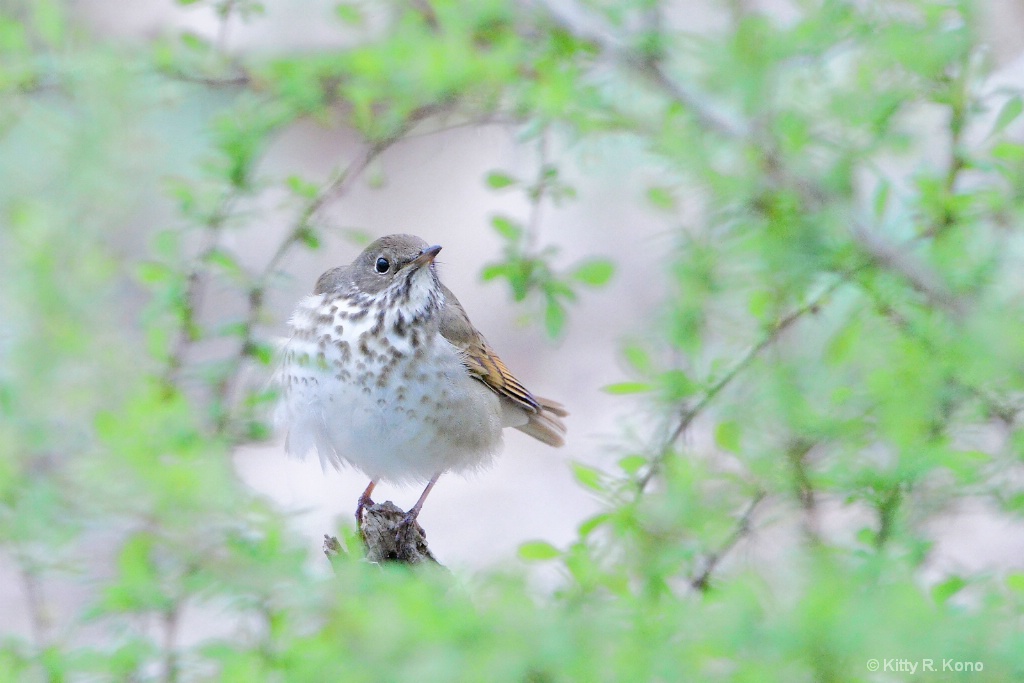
437, 284, 541, 413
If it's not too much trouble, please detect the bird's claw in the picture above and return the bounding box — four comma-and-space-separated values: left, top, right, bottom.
394, 511, 424, 545
355, 496, 375, 527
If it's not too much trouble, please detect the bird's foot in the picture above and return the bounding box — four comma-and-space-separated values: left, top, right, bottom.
355, 495, 375, 527
395, 510, 425, 546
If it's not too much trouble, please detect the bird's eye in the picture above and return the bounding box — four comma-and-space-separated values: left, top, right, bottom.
375, 257, 390, 274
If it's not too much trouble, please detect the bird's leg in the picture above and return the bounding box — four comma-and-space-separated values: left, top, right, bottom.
396, 473, 441, 541
355, 480, 376, 526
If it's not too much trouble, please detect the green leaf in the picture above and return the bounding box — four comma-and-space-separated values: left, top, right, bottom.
544, 299, 566, 337
872, 180, 891, 220
249, 341, 275, 366
714, 420, 741, 453
286, 175, 319, 199
1006, 572, 1024, 593
481, 263, 509, 281
618, 455, 647, 475
992, 95, 1023, 137
490, 215, 522, 241
571, 259, 614, 287
646, 186, 676, 211
179, 32, 208, 51
603, 382, 652, 394
578, 513, 610, 537
931, 575, 967, 605
297, 228, 320, 249
571, 462, 604, 492
135, 262, 172, 286
204, 248, 242, 277
622, 343, 651, 373
659, 369, 698, 401
335, 4, 364, 25
486, 172, 517, 189
518, 540, 561, 561
153, 229, 182, 259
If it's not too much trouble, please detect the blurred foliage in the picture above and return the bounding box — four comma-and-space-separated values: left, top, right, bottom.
2, 0, 1024, 680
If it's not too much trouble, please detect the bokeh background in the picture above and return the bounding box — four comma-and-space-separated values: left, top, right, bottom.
5, 0, 1024, 679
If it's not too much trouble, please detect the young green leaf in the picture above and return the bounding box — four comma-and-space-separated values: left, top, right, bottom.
544, 299, 566, 337
646, 186, 676, 211
490, 215, 523, 241
992, 95, 1023, 137
518, 540, 561, 561
618, 455, 647, 475
603, 382, 653, 394
571, 259, 614, 287
486, 171, 517, 189
571, 462, 605, 492
714, 420, 741, 453
931, 576, 967, 605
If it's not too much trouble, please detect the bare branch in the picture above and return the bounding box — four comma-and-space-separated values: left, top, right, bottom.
626, 52, 751, 140
18, 563, 51, 652
211, 103, 474, 431
532, 0, 749, 140
163, 69, 252, 88
851, 221, 966, 318
637, 279, 845, 494
786, 439, 822, 545
161, 188, 244, 392
690, 490, 766, 592
360, 501, 440, 565
210, 140, 390, 431
324, 502, 441, 566
161, 603, 181, 683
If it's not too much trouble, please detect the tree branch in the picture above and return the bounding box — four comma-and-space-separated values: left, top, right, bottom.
690, 489, 766, 592
161, 189, 243, 392
211, 135, 406, 432
851, 221, 966, 318
18, 562, 51, 652
533, 0, 749, 140
637, 279, 845, 494
324, 501, 440, 566
213, 103, 460, 432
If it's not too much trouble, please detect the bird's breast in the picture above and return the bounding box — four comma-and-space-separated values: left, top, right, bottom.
276, 292, 505, 482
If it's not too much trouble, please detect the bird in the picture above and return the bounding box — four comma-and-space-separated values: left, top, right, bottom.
274, 234, 567, 534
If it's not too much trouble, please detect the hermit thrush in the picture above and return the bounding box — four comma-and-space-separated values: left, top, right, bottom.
275, 234, 568, 532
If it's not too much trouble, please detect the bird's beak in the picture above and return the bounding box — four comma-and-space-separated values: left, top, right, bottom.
412, 244, 442, 267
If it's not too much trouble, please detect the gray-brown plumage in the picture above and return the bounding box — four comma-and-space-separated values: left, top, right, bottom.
438, 283, 568, 446
276, 233, 567, 529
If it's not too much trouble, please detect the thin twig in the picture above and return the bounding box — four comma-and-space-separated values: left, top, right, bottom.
210, 102, 463, 431
637, 279, 845, 493
18, 563, 50, 651
215, 0, 237, 55
162, 191, 242, 391
161, 603, 180, 683
874, 484, 902, 549
851, 221, 965, 318
163, 69, 251, 88
630, 53, 751, 140
524, 128, 549, 255
690, 489, 766, 592
862, 286, 1016, 423
786, 439, 821, 544
210, 141, 389, 430
531, 0, 749, 140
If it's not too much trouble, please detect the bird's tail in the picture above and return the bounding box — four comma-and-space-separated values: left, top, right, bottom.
515, 396, 568, 447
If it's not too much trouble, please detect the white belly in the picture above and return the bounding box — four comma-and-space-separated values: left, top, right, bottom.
274, 294, 506, 484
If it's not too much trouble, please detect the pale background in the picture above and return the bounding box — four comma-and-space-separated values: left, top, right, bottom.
67, 0, 1024, 573
3, 0, 1024, 642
